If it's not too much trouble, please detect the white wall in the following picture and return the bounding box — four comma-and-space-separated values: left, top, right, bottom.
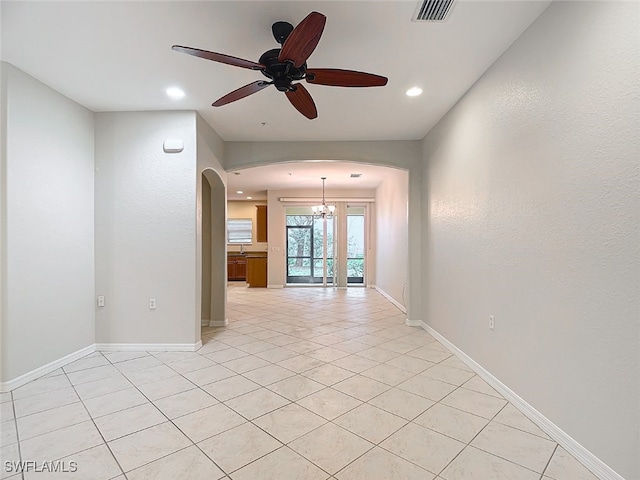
374, 168, 409, 310
421, 2, 639, 478
1, 63, 95, 382
95, 111, 199, 345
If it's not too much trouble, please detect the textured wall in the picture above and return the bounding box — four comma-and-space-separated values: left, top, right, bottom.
95, 111, 198, 345
1, 63, 95, 381
422, 2, 639, 478
375, 168, 409, 309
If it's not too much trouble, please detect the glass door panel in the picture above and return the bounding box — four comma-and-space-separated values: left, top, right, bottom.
347, 210, 365, 284
286, 214, 333, 284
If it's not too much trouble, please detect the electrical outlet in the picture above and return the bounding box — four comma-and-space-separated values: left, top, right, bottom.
489, 315, 495, 330
149, 298, 157, 310
97, 296, 105, 307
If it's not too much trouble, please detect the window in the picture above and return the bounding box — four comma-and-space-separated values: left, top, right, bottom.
227, 218, 252, 244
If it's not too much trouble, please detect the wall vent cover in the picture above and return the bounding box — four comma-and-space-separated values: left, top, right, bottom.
415, 0, 454, 21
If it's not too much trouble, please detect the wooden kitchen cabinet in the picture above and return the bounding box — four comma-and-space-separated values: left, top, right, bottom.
246, 254, 267, 287
256, 205, 268, 243
227, 254, 247, 281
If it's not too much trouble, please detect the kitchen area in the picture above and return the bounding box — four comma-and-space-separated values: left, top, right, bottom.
227, 202, 268, 288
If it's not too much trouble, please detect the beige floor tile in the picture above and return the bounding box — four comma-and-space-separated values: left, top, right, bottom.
441, 446, 540, 480
397, 375, 458, 401
12, 375, 71, 400
360, 364, 415, 386
471, 421, 557, 473
222, 355, 270, 373
74, 374, 132, 401
151, 351, 198, 364
253, 403, 327, 444
461, 376, 504, 398
126, 445, 225, 480
1, 420, 17, 447
331, 355, 380, 373
369, 387, 434, 420
154, 388, 217, 419
381, 422, 465, 474
276, 355, 325, 373
114, 355, 163, 373
301, 364, 355, 386
198, 422, 282, 473
385, 355, 435, 374
336, 446, 435, 480
83, 387, 148, 418
63, 355, 110, 373
337, 399, 408, 443
124, 365, 177, 386
290, 422, 373, 474
20, 421, 103, 462
243, 364, 296, 386
103, 351, 150, 363
0, 403, 14, 423
406, 346, 453, 363
356, 347, 401, 363
493, 404, 551, 439
94, 403, 165, 441
14, 386, 80, 419
173, 403, 246, 442
422, 364, 475, 386
332, 339, 371, 354
231, 447, 328, 480
225, 387, 290, 420
296, 388, 362, 420
237, 340, 278, 354
282, 340, 324, 354
414, 403, 489, 443
544, 446, 599, 480
136, 375, 196, 401
378, 339, 419, 355
440, 355, 474, 372
1, 444, 20, 480
332, 375, 390, 402
268, 375, 325, 401
182, 364, 236, 386
307, 347, 350, 363
254, 346, 299, 363
166, 355, 215, 374
0, 393, 11, 404
67, 365, 121, 385
201, 375, 260, 402
17, 401, 90, 440
23, 444, 122, 480
108, 422, 191, 472
203, 347, 249, 363
441, 388, 507, 419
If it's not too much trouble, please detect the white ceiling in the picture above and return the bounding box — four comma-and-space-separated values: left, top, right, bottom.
1, 0, 550, 143
226, 161, 399, 200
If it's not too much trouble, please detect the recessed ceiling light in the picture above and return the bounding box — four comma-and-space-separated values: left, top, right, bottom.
236, 190, 243, 194
166, 87, 185, 99
406, 87, 422, 97
246, 196, 253, 200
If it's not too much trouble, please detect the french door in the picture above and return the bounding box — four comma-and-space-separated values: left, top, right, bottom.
286, 215, 334, 284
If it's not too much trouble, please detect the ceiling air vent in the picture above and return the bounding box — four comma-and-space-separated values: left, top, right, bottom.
415, 0, 454, 21
350, 173, 362, 178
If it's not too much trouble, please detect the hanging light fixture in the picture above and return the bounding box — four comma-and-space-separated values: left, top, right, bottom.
311, 177, 335, 218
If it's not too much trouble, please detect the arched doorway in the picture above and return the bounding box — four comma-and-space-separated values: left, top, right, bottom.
201, 169, 227, 328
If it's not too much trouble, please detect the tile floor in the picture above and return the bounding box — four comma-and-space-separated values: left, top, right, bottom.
0, 285, 600, 480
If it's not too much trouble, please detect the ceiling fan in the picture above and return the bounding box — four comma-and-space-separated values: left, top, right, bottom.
172, 12, 388, 119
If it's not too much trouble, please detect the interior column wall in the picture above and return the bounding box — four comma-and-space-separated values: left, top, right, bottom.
421, 2, 639, 478
1, 63, 95, 383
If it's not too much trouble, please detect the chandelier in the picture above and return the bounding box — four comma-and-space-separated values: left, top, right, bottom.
311, 177, 335, 218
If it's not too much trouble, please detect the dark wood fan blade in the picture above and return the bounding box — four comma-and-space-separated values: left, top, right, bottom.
172, 45, 264, 70
306, 69, 388, 87
212, 81, 270, 107
278, 12, 326, 68
285, 84, 318, 119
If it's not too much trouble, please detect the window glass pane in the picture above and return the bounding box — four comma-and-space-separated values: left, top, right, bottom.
286, 214, 313, 226
288, 258, 311, 276
227, 219, 252, 243
347, 215, 364, 258
287, 227, 311, 256
347, 258, 364, 278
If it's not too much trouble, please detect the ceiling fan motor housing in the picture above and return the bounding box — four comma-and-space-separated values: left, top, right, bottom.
259, 48, 306, 91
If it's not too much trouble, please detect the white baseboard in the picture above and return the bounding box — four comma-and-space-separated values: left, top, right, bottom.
201, 320, 209, 326
0, 344, 96, 393
405, 319, 422, 327
267, 284, 284, 289
373, 285, 406, 313
421, 322, 624, 480
96, 341, 202, 352
209, 319, 228, 327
